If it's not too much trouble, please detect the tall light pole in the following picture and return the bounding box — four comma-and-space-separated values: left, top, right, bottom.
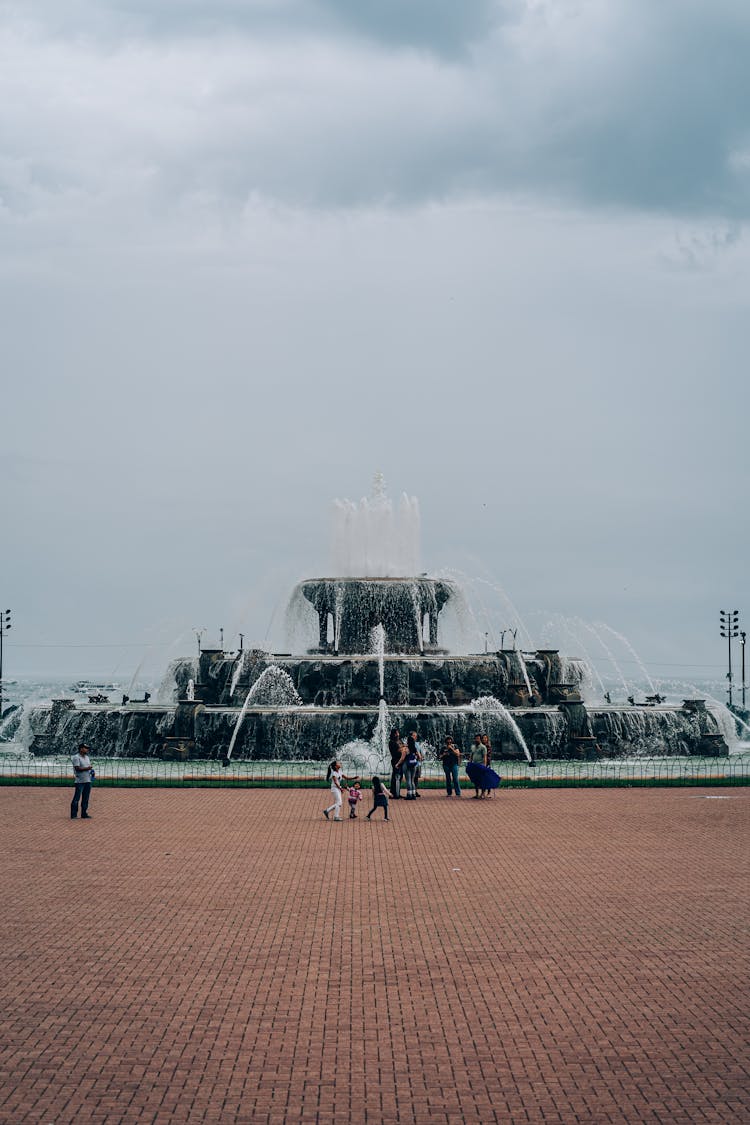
719, 610, 739, 708
0, 609, 11, 720
741, 630, 747, 710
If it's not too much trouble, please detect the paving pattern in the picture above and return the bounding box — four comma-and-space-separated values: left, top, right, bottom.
0, 785, 748, 1124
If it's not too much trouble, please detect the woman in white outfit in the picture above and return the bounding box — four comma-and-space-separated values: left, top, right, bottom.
323, 760, 358, 821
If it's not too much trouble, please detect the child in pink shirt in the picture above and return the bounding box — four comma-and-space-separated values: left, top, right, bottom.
348, 781, 364, 818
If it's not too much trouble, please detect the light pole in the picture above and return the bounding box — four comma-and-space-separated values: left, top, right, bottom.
719, 610, 739, 708
741, 630, 747, 710
194, 627, 206, 658
0, 609, 11, 720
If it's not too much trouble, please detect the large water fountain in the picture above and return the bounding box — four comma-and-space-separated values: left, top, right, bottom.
19, 477, 730, 765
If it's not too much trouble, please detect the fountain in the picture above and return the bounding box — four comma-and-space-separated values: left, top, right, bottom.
21, 477, 731, 764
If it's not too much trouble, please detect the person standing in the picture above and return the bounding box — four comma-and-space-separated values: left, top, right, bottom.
412, 729, 424, 796
366, 775, 391, 821
403, 732, 422, 800
441, 736, 462, 797
481, 733, 494, 798
470, 734, 487, 798
323, 760, 357, 822
71, 742, 94, 819
347, 781, 364, 818
389, 728, 404, 799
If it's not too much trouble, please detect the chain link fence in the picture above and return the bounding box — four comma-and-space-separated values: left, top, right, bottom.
1, 751, 748, 789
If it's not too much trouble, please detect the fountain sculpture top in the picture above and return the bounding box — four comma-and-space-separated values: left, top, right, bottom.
331, 472, 420, 577
299, 575, 455, 655
296, 475, 453, 655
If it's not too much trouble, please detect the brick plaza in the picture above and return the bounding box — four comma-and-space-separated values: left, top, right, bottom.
1, 785, 748, 1123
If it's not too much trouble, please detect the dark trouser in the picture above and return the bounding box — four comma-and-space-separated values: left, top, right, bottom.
390, 766, 402, 798
367, 795, 389, 819
71, 783, 91, 817
443, 762, 461, 795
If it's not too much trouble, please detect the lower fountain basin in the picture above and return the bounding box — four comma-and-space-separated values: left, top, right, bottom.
24, 699, 729, 762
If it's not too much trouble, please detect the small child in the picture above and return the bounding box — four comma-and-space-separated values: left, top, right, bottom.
366, 775, 391, 821
347, 781, 364, 818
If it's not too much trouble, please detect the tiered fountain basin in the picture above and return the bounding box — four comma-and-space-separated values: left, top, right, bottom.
296, 576, 455, 654
24, 647, 730, 762
19, 561, 732, 763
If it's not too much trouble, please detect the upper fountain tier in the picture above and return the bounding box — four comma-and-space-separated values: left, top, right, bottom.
298, 576, 456, 655
331, 472, 420, 577
296, 474, 452, 654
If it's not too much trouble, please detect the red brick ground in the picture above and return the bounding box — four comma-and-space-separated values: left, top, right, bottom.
0, 786, 748, 1124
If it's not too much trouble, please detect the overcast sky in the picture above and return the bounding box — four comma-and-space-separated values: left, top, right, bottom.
2, 0, 748, 689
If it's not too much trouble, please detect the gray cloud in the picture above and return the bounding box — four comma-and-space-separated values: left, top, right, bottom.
0, 0, 500, 55
0, 1, 748, 221
0, 1, 748, 681
312, 0, 498, 55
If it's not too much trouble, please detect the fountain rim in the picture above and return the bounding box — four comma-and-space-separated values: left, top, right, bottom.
296, 575, 457, 584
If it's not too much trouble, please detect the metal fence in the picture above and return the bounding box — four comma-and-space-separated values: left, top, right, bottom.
1, 752, 748, 789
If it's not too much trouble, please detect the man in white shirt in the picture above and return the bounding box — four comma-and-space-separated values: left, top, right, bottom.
71, 743, 93, 819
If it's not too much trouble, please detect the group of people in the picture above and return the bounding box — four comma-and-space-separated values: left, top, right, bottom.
387, 728, 497, 801
323, 728, 497, 823
388, 729, 424, 800
392, 727, 495, 799
439, 732, 495, 798
323, 762, 391, 822
73, 730, 496, 826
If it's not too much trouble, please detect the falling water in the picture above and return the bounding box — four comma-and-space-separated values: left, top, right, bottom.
543, 615, 607, 699
470, 696, 533, 763
706, 701, 741, 748
186, 679, 195, 701
515, 650, 534, 701
224, 690, 254, 764
376, 698, 389, 765
127, 649, 153, 698
127, 626, 196, 700
338, 698, 391, 774
410, 583, 424, 654
595, 622, 656, 695
224, 666, 303, 764
371, 624, 386, 699
157, 657, 199, 704
229, 650, 248, 698
247, 666, 302, 708
577, 619, 631, 698
646, 676, 745, 749
473, 576, 535, 651
334, 584, 344, 654
432, 571, 478, 653
332, 473, 420, 577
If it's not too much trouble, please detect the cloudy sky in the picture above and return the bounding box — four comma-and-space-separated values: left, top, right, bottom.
2, 0, 748, 689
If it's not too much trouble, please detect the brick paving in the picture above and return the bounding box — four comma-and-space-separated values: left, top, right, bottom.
0, 785, 748, 1124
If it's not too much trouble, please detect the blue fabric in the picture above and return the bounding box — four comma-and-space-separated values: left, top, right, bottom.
466, 762, 501, 789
